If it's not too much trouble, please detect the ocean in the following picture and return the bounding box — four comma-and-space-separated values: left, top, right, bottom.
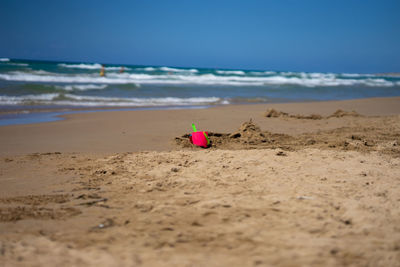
1, 58, 400, 110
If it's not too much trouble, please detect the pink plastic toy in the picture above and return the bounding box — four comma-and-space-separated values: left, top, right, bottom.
189, 123, 210, 148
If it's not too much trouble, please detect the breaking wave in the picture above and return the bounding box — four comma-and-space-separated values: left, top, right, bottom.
142, 67, 156, 71
216, 70, 245, 75
58, 63, 102, 70
159, 67, 199, 73
1, 71, 399, 87
58, 63, 131, 71
0, 94, 223, 107
60, 84, 108, 91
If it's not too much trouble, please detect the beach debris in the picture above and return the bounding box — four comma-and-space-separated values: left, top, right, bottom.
75, 193, 102, 200
330, 248, 339, 255
93, 218, 115, 230
389, 140, 398, 146
364, 140, 374, 146
171, 167, 179, 172
94, 170, 108, 175
306, 139, 316, 145
254, 260, 264, 266
276, 151, 287, 156
264, 108, 289, 118
351, 135, 363, 140
340, 218, 352, 225
297, 196, 314, 200
189, 123, 210, 148
229, 132, 241, 138
78, 198, 108, 206
191, 221, 203, 227
134, 203, 153, 212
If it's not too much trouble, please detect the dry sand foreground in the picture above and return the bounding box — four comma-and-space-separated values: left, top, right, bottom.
1, 98, 400, 266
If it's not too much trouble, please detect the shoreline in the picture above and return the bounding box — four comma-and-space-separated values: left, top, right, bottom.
0, 95, 400, 127
0, 105, 212, 127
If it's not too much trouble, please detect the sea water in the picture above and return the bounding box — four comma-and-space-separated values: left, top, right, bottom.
1, 58, 400, 109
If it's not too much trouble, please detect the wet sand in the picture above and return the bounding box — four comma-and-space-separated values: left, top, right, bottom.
1, 97, 400, 266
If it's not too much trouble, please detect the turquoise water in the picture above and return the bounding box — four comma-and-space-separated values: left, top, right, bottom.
1, 58, 400, 109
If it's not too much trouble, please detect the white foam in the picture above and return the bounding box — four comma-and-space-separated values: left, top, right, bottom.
60, 84, 108, 91
0, 72, 140, 85
65, 94, 219, 103
0, 71, 398, 87
340, 73, 375, 78
58, 63, 103, 70
341, 73, 362, 77
263, 71, 276, 75
159, 67, 199, 73
135, 67, 156, 71
0, 94, 59, 105
308, 73, 335, 79
249, 71, 276, 75
104, 66, 131, 71
281, 71, 297, 76
0, 58, 10, 62
0, 94, 222, 106
30, 70, 53, 75
216, 70, 245, 75
58, 63, 130, 71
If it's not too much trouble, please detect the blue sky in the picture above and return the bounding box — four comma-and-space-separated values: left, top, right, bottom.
1, 0, 399, 73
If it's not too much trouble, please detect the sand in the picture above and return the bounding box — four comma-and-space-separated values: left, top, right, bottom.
1, 97, 400, 155
1, 97, 400, 266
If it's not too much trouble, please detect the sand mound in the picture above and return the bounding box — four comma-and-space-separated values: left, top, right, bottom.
263, 108, 289, 118
229, 120, 265, 140
263, 108, 361, 120
263, 108, 322, 119
293, 113, 323, 119
328, 109, 362, 118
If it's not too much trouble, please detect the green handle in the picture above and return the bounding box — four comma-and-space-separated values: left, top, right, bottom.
203, 132, 210, 145
192, 123, 197, 132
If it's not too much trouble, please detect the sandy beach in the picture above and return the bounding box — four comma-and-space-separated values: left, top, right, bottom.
1, 97, 400, 266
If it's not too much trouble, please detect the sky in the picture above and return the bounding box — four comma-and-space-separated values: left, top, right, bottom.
0, 0, 399, 73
